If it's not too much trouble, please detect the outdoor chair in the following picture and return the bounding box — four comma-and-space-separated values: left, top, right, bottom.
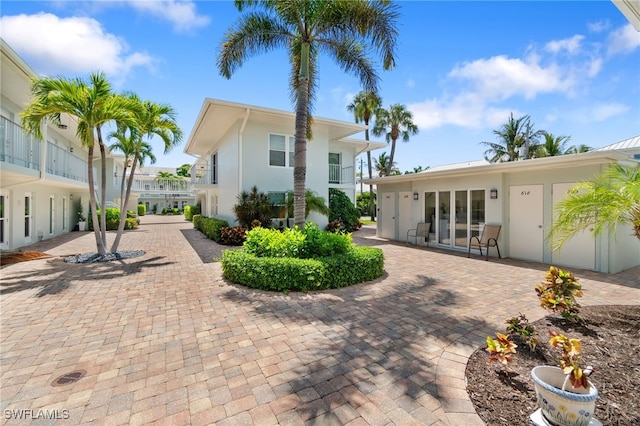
406, 222, 430, 247
467, 224, 501, 260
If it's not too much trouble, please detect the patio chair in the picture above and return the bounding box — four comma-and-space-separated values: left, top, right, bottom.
407, 222, 430, 247
467, 224, 501, 260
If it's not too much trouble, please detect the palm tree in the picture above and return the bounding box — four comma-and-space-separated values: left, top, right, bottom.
549, 164, 640, 250
347, 91, 382, 220
565, 144, 592, 154
373, 152, 398, 177
480, 113, 544, 162
21, 73, 137, 256
372, 104, 418, 175
218, 0, 399, 227
108, 127, 157, 253
176, 164, 192, 177
286, 189, 330, 220
536, 133, 571, 157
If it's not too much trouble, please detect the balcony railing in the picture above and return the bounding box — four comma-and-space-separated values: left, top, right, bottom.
122, 178, 192, 193
189, 164, 217, 186
46, 142, 88, 183
0, 115, 41, 170
329, 164, 354, 184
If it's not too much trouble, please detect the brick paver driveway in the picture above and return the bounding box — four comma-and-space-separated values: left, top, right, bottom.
1, 215, 638, 425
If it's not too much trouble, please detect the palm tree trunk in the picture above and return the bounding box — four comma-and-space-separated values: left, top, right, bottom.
293, 43, 310, 227
87, 144, 106, 255
97, 128, 108, 248
388, 138, 397, 176
111, 157, 137, 253
364, 126, 375, 221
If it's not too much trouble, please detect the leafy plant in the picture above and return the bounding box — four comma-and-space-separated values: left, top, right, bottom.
328, 188, 361, 232
535, 266, 583, 322
184, 205, 200, 222
193, 216, 229, 243
233, 186, 273, 229
548, 330, 591, 389
486, 333, 518, 365
506, 313, 538, 351
220, 226, 247, 246
77, 203, 86, 222
137, 203, 146, 216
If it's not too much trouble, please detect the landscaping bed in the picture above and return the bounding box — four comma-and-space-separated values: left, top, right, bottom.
465, 305, 640, 425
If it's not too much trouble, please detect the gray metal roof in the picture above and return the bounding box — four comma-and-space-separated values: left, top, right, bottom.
596, 135, 640, 151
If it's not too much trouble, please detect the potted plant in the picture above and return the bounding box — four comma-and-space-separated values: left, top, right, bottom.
531, 330, 597, 426
77, 203, 87, 231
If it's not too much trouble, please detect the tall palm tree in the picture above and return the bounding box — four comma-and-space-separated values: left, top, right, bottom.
372, 104, 418, 176
285, 189, 330, 220
373, 152, 398, 177
536, 133, 571, 157
565, 144, 592, 154
108, 126, 157, 253
347, 91, 382, 220
549, 164, 640, 250
480, 113, 544, 162
21, 73, 137, 256
218, 0, 399, 227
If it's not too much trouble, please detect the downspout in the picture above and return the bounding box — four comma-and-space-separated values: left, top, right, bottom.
238, 108, 250, 195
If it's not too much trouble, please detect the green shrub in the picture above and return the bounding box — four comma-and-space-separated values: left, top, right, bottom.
221, 246, 383, 291
243, 227, 306, 258
300, 223, 352, 258
125, 218, 139, 230
328, 188, 361, 232
356, 191, 376, 217
90, 207, 139, 231
192, 214, 202, 229
184, 205, 201, 222
233, 186, 273, 228
194, 216, 229, 243
138, 203, 146, 216
220, 226, 248, 246
172, 207, 180, 215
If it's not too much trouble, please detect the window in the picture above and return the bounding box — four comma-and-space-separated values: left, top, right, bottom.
268, 192, 288, 218
62, 197, 68, 231
269, 134, 294, 167
329, 152, 341, 184
24, 194, 31, 238
49, 195, 55, 235
211, 152, 218, 184
0, 194, 6, 247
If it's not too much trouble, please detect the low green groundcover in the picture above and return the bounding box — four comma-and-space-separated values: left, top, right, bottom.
221, 246, 384, 292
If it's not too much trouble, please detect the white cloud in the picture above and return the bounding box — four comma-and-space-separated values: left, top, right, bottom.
0, 13, 156, 81
448, 55, 571, 101
587, 20, 610, 33
607, 24, 640, 56
544, 35, 585, 55
589, 102, 630, 121
127, 0, 210, 33
406, 79, 415, 89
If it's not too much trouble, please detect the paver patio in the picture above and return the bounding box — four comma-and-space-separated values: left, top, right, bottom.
1, 215, 638, 425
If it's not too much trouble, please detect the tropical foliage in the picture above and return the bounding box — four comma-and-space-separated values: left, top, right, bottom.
549, 164, 640, 248
328, 188, 361, 232
535, 133, 572, 157
480, 113, 544, 162
347, 91, 382, 220
372, 103, 418, 175
233, 186, 273, 229
373, 152, 399, 177
218, 0, 399, 227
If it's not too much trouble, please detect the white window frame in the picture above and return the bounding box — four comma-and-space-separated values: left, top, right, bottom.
211, 152, 218, 184
268, 134, 295, 168
49, 195, 55, 235
24, 192, 32, 243
62, 196, 68, 231
0, 190, 9, 249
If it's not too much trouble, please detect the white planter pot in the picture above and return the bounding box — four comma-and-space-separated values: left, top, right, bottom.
78, 221, 86, 231
531, 366, 598, 426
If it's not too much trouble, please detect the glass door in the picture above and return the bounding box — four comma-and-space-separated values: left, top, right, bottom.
438, 191, 451, 245
471, 190, 485, 239
0, 193, 7, 249
424, 192, 436, 243
454, 190, 468, 248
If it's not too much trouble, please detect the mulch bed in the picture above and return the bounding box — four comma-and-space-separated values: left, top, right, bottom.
0, 251, 52, 266
465, 305, 640, 425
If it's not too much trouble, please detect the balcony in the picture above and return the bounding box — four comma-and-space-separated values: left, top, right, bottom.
329, 164, 354, 184
123, 178, 192, 194
46, 142, 88, 183
189, 164, 217, 186
0, 115, 41, 170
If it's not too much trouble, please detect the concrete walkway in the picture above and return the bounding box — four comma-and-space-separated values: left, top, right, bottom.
1, 215, 638, 425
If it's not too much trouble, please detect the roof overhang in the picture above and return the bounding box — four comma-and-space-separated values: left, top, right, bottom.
184, 98, 369, 157
363, 149, 640, 184
613, 0, 640, 30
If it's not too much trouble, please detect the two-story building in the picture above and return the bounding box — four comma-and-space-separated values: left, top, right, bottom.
183, 98, 385, 228
1, 38, 94, 250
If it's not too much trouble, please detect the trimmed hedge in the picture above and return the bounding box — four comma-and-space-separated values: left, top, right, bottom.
138, 203, 146, 216
184, 205, 200, 221
221, 246, 384, 292
193, 215, 229, 243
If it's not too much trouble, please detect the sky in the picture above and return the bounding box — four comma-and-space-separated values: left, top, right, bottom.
1, 1, 639, 173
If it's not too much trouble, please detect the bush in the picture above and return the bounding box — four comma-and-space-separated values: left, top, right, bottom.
184, 205, 201, 222
90, 207, 139, 231
138, 203, 146, 216
220, 226, 247, 246
221, 246, 383, 292
172, 207, 180, 215
233, 186, 273, 228
328, 188, 361, 232
356, 191, 376, 217
193, 216, 229, 243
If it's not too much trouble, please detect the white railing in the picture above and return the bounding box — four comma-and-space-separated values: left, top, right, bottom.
46, 142, 88, 182
189, 163, 217, 186
0, 115, 41, 170
119, 178, 192, 193
329, 164, 354, 184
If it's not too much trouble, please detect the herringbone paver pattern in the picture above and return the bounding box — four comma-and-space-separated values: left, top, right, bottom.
1, 215, 638, 425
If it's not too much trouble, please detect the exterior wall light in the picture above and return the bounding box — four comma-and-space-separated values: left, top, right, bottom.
413, 192, 419, 201
490, 189, 498, 199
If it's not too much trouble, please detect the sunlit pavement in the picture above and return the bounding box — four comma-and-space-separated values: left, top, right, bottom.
1, 215, 638, 425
